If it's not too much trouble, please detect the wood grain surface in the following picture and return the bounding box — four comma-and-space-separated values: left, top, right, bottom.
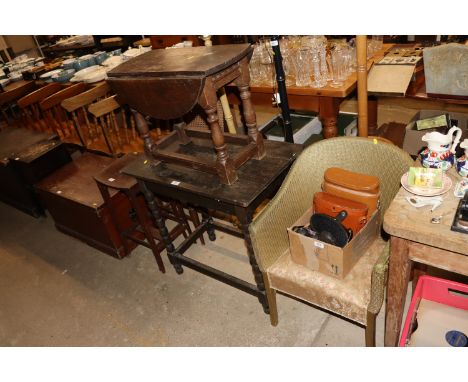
383, 167, 468, 256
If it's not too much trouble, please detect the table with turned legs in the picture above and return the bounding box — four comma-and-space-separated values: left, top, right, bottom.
121, 140, 301, 313
107, 44, 266, 186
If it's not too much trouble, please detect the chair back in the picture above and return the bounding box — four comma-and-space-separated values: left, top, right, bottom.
250, 136, 414, 271
0, 81, 39, 128
87, 95, 139, 155
39, 83, 87, 143
60, 82, 112, 148
17, 83, 64, 132
61, 82, 110, 113
0, 81, 38, 106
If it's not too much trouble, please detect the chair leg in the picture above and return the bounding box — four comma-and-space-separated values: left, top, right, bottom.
263, 272, 278, 326
170, 201, 192, 238
365, 311, 377, 347
188, 207, 205, 245
129, 190, 166, 273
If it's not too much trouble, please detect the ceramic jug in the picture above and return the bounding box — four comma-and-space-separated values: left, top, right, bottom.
420, 126, 462, 170
456, 139, 468, 177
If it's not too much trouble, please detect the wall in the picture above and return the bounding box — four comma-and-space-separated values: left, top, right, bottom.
1, 35, 40, 59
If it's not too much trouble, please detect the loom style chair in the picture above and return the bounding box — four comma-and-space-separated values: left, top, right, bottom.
249, 136, 413, 346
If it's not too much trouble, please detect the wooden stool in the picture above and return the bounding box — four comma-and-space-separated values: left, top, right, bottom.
94, 154, 202, 272
107, 44, 265, 185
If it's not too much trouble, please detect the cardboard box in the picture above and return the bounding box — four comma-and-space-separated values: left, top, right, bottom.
288, 207, 381, 279
367, 63, 417, 97
402, 110, 468, 156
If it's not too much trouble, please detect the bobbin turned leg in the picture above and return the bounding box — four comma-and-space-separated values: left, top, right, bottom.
199, 85, 238, 185
131, 109, 156, 156
235, 57, 265, 159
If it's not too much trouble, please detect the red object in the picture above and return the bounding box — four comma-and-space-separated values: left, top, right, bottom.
399, 275, 468, 347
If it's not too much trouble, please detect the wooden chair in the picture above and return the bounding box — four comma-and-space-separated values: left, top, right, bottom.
94, 154, 204, 273
0, 81, 38, 128
39, 83, 88, 146
17, 83, 65, 133
60, 82, 112, 152
249, 137, 413, 346
87, 94, 144, 156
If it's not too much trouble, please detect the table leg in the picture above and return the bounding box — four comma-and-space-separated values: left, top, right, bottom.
201, 102, 238, 185
235, 57, 266, 159
385, 236, 412, 347
234, 206, 269, 313
201, 209, 216, 241
138, 180, 183, 274
319, 97, 341, 138
132, 110, 156, 157
368, 96, 378, 136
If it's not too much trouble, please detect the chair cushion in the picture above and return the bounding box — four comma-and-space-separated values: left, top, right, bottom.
267, 237, 386, 325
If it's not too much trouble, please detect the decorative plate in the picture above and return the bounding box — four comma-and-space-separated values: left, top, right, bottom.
39, 69, 63, 79
401, 172, 452, 197
70, 65, 102, 82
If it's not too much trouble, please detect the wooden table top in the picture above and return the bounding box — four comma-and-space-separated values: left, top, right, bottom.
121, 140, 302, 208
108, 44, 252, 78
383, 165, 468, 255
250, 74, 358, 99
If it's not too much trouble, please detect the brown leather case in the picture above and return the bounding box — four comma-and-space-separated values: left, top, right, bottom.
313, 192, 368, 236
322, 167, 380, 218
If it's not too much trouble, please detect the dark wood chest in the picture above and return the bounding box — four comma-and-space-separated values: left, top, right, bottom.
35, 153, 139, 258
0, 128, 71, 217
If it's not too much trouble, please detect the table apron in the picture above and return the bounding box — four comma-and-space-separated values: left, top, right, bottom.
141, 172, 286, 216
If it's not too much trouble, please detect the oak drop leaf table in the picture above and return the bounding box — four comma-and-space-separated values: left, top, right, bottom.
107, 44, 265, 185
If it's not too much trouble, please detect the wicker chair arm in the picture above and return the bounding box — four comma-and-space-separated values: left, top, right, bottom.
249, 169, 317, 272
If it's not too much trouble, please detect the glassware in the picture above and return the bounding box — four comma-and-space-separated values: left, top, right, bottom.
249, 44, 263, 86
259, 38, 275, 86
330, 47, 345, 88
311, 48, 326, 88
319, 43, 330, 82
372, 35, 383, 51
341, 45, 353, 78
280, 37, 296, 87
294, 48, 312, 87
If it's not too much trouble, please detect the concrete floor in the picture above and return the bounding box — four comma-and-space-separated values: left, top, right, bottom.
0, 199, 403, 347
